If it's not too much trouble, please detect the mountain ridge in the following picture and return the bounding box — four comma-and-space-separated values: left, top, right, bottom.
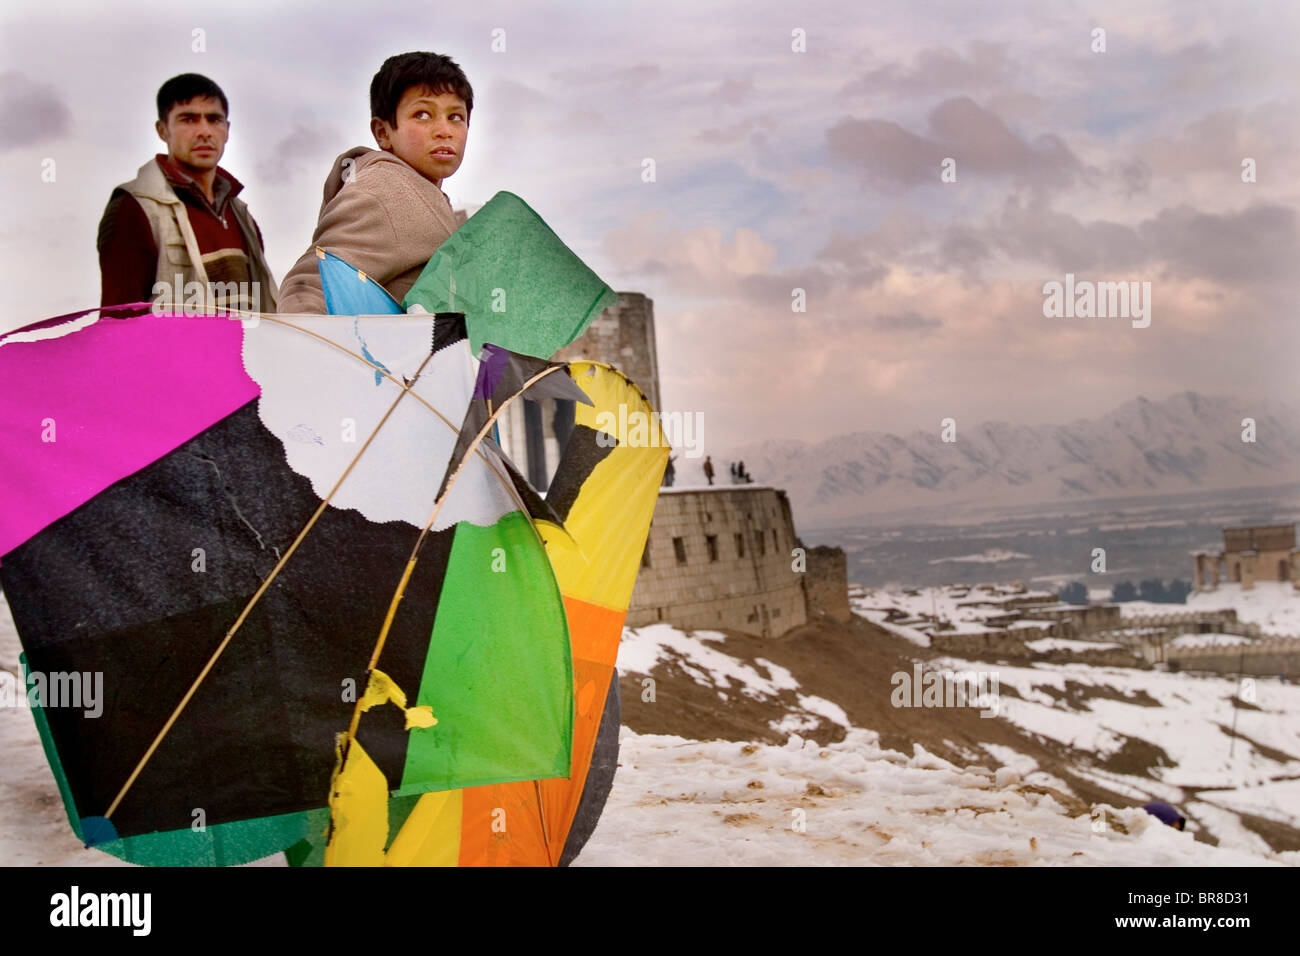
720, 391, 1300, 524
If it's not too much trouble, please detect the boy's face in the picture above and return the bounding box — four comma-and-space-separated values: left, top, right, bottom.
155, 95, 228, 174
371, 85, 468, 188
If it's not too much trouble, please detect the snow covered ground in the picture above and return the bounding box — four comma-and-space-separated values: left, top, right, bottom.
1123, 581, 1300, 636
932, 654, 1300, 821
574, 728, 1287, 866
578, 614, 1300, 864
617, 624, 851, 737
1025, 638, 1126, 653
852, 580, 1300, 645
846, 584, 1055, 646
929, 549, 1032, 565
3, 587, 1297, 866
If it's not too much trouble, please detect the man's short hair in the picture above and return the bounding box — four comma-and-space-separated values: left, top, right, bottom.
370, 52, 474, 126
157, 74, 229, 123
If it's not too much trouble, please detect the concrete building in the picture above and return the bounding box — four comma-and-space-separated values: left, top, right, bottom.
1193, 524, 1300, 592
625, 485, 808, 637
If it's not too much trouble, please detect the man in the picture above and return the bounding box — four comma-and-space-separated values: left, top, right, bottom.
98, 73, 278, 313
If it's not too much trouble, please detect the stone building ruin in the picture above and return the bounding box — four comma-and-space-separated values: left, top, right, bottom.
496, 290, 847, 637
1193, 524, 1299, 592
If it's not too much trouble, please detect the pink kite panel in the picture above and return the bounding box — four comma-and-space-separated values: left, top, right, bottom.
0, 312, 259, 558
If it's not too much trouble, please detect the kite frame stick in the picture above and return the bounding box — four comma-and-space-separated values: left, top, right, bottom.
103, 344, 438, 821
91, 308, 582, 856
102, 311, 568, 823
251, 314, 567, 546
534, 779, 555, 867
334, 363, 567, 866
342, 363, 567, 743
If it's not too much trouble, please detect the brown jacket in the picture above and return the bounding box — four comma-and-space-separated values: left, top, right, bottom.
278, 147, 460, 314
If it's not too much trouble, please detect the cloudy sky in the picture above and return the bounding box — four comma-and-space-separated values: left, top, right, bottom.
1, 0, 1296, 447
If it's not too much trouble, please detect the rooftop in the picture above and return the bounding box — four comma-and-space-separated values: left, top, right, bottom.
659, 483, 776, 495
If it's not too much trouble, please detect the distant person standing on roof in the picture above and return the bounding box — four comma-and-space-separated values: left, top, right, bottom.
703, 456, 714, 486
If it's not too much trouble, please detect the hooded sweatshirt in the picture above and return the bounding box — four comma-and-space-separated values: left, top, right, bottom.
278, 146, 460, 314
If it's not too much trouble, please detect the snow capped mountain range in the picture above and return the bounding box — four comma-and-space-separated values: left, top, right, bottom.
725, 392, 1300, 525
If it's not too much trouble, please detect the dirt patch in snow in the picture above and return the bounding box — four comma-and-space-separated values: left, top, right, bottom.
1095, 735, 1177, 777
618, 613, 1299, 854
1236, 810, 1300, 852
620, 614, 1138, 807
1037, 681, 1162, 711
1212, 725, 1299, 764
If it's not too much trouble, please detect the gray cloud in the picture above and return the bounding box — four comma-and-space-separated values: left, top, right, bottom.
0, 0, 1292, 446
1137, 203, 1298, 285
873, 310, 943, 332
817, 230, 893, 286
826, 117, 939, 187
819, 209, 996, 285
983, 199, 1298, 287
935, 226, 992, 274
826, 96, 1086, 191
696, 117, 760, 146
256, 122, 343, 186
550, 62, 660, 88
842, 41, 1012, 98
737, 267, 837, 306
1137, 103, 1297, 181
1114, 158, 1152, 198
927, 97, 1083, 184
716, 75, 753, 107
819, 210, 929, 280
491, 77, 551, 111
0, 72, 71, 151
992, 198, 1147, 273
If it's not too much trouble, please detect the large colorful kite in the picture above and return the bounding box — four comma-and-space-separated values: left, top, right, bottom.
0, 191, 667, 866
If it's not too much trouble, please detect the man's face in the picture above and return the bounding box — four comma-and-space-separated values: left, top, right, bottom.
155, 95, 228, 174
371, 86, 468, 187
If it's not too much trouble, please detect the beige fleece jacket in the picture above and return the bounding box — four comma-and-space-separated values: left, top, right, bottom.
278, 147, 459, 314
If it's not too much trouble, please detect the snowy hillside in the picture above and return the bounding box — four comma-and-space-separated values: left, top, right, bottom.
4, 590, 1297, 866
582, 614, 1300, 864
1127, 581, 1300, 636
575, 729, 1280, 866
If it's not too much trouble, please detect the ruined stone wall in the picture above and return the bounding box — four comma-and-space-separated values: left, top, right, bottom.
1200, 525, 1298, 590
553, 292, 660, 411
929, 632, 1036, 659
804, 545, 850, 622
929, 632, 1147, 666
1164, 638, 1300, 677
627, 486, 807, 637
1223, 525, 1295, 553
1034, 604, 1123, 631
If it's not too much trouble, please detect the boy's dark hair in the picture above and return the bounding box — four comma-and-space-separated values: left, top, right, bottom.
157, 74, 229, 123
370, 52, 474, 126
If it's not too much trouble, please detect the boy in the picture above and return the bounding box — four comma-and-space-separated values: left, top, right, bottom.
278, 52, 472, 314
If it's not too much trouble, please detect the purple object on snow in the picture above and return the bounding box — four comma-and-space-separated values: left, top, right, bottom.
1143, 801, 1186, 829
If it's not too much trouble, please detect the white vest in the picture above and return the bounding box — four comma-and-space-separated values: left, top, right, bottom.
116, 159, 280, 313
